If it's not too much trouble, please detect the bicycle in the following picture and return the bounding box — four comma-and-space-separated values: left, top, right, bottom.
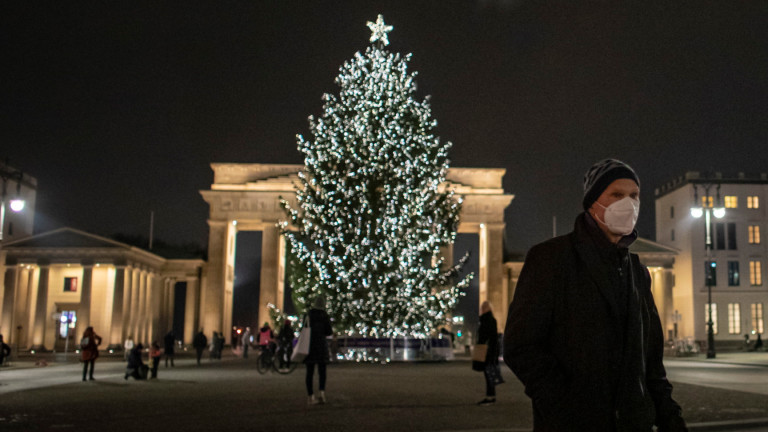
255, 343, 298, 375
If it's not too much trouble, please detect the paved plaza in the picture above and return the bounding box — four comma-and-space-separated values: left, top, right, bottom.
1, 351, 768, 431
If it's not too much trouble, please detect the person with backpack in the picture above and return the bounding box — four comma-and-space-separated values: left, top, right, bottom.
80, 326, 102, 381
257, 322, 275, 355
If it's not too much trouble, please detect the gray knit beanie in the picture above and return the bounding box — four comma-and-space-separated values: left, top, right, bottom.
582, 159, 640, 210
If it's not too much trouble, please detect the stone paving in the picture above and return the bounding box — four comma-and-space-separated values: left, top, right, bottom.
0, 351, 767, 431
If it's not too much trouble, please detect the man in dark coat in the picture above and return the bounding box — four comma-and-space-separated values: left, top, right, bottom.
305, 295, 333, 405
192, 329, 208, 365
164, 330, 175, 367
504, 159, 687, 432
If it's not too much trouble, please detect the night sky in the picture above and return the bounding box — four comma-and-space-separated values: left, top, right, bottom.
3, 1, 768, 255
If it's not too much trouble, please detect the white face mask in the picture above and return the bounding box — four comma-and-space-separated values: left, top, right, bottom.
594, 196, 640, 236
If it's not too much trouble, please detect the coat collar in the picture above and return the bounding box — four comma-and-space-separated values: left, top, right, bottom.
570, 213, 632, 321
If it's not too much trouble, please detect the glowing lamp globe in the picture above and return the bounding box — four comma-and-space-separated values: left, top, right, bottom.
9, 199, 25, 212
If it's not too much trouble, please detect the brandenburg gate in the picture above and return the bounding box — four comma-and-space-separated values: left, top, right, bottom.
200, 163, 513, 343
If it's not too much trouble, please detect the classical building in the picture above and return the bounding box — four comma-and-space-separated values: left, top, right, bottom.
655, 172, 767, 348
0, 228, 204, 351
200, 163, 514, 342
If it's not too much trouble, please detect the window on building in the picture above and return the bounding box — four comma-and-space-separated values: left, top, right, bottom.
58, 311, 77, 338
705, 303, 718, 334
749, 225, 761, 244
747, 196, 760, 209
715, 223, 725, 250
727, 223, 737, 250
63, 277, 78, 292
750, 261, 762, 286
670, 206, 674, 219
670, 229, 675, 242
705, 261, 717, 286
724, 196, 738, 208
728, 261, 740, 286
751, 303, 764, 334
728, 303, 741, 334
702, 196, 714, 208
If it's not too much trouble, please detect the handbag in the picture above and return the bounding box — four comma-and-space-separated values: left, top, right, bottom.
291, 315, 311, 362
472, 343, 487, 371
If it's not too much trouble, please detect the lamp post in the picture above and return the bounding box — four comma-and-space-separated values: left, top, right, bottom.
690, 182, 725, 359
0, 162, 26, 242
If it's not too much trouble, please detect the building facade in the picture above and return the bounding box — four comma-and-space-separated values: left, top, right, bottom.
0, 228, 204, 351
655, 172, 767, 348
200, 163, 514, 342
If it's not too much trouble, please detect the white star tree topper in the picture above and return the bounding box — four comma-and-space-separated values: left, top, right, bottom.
367, 14, 393, 46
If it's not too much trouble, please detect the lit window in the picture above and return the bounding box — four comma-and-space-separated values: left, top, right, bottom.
702, 196, 714, 208
728, 303, 741, 334
747, 196, 760, 209
751, 303, 764, 334
749, 225, 761, 244
705, 303, 718, 334
724, 196, 738, 208
750, 261, 762, 286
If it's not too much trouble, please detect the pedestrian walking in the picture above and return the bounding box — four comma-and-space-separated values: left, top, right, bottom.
0, 334, 11, 366
755, 333, 763, 351
193, 329, 207, 365
215, 331, 225, 359
477, 301, 499, 406
504, 159, 688, 431
305, 295, 333, 405
277, 320, 294, 369
149, 342, 162, 379
125, 343, 146, 380
241, 327, 252, 359
163, 330, 175, 367
123, 335, 134, 361
80, 326, 102, 381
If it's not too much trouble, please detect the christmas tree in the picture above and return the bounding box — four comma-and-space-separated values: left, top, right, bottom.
280, 15, 471, 338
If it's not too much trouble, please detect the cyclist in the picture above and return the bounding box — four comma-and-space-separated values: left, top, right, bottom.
257, 322, 275, 357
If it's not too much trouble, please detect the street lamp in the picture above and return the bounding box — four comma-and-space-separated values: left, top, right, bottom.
1, 162, 26, 242
690, 182, 725, 359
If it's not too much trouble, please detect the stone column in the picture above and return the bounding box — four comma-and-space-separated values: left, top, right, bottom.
77, 263, 95, 335
1, 263, 18, 340
122, 266, 135, 343
258, 224, 280, 331
149, 273, 161, 343
184, 276, 200, 344
480, 223, 506, 332
202, 220, 228, 340
166, 278, 176, 333
109, 265, 127, 349
31, 262, 50, 350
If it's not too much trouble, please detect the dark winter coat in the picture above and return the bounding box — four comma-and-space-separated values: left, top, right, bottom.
163, 332, 175, 355
478, 311, 499, 364
192, 332, 208, 350
127, 346, 144, 369
0, 341, 10, 364
504, 213, 687, 432
304, 308, 333, 364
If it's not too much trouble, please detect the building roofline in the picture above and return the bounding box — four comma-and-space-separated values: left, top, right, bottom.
655, 171, 768, 198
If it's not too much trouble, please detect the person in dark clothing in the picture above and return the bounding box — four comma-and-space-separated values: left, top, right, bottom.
192, 330, 208, 365
149, 342, 162, 379
0, 334, 11, 366
215, 331, 225, 359
504, 159, 687, 432
305, 295, 333, 405
277, 320, 294, 369
163, 331, 175, 367
80, 326, 102, 381
125, 343, 146, 380
477, 301, 499, 406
